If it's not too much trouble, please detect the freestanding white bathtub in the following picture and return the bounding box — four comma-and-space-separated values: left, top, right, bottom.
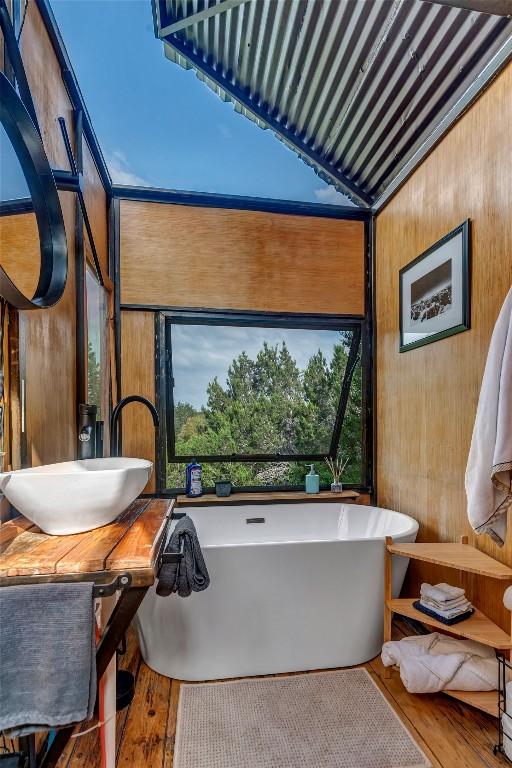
136, 502, 418, 681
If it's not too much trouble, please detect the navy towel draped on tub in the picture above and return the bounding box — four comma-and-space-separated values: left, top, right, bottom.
0, 581, 96, 736
156, 515, 210, 598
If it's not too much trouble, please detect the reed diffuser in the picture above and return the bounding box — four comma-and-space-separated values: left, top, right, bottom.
324, 454, 349, 493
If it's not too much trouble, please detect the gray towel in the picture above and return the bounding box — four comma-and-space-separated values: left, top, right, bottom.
0, 582, 96, 735
156, 516, 210, 598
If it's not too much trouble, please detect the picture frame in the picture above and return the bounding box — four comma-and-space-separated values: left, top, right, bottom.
399, 220, 471, 353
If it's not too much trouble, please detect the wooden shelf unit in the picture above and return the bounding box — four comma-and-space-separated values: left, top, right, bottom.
384, 535, 512, 719
386, 598, 512, 650
387, 542, 512, 580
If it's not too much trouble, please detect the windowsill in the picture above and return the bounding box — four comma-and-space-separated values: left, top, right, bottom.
176, 489, 369, 507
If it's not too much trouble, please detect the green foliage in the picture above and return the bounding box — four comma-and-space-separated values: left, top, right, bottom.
166, 334, 362, 489
87, 341, 101, 419
174, 402, 198, 437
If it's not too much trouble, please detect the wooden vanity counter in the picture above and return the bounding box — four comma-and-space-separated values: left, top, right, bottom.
0, 497, 174, 588
0, 498, 174, 767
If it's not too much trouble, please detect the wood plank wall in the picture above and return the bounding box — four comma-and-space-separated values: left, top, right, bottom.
375, 63, 512, 631
0, 4, 109, 477
120, 201, 365, 315
121, 311, 156, 493
119, 202, 366, 490
0, 213, 40, 299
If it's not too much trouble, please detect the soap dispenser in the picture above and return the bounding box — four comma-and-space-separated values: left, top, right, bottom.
305, 463, 319, 494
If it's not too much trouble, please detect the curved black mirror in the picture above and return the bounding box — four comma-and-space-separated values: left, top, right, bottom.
0, 72, 67, 309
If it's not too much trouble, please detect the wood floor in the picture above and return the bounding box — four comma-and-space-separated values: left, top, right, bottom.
57, 619, 504, 768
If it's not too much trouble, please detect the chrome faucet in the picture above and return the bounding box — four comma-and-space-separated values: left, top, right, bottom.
109, 395, 159, 458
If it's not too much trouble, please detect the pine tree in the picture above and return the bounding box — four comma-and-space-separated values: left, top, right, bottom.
168, 335, 362, 489
87, 341, 101, 418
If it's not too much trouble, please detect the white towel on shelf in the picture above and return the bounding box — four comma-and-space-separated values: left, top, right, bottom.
466, 286, 512, 547
419, 596, 472, 619
382, 632, 495, 666
381, 633, 499, 694
399, 653, 497, 693
419, 594, 470, 609
418, 632, 492, 658
420, 582, 465, 603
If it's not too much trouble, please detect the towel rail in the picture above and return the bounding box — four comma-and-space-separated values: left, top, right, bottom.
495, 653, 512, 762
93, 573, 132, 597
158, 537, 185, 571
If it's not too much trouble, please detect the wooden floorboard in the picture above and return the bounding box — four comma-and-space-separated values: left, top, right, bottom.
61, 622, 501, 768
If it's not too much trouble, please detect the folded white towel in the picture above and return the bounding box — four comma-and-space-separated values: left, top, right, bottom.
399, 653, 467, 693
420, 594, 470, 611
382, 632, 497, 667
420, 595, 471, 611
382, 633, 499, 694
420, 582, 465, 603
420, 597, 473, 619
399, 652, 498, 693
381, 635, 434, 667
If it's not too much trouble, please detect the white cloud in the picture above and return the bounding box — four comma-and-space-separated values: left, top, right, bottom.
313, 185, 352, 205
105, 150, 152, 187
171, 325, 340, 409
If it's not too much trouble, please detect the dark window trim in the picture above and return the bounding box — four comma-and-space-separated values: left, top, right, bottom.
0, 198, 33, 216
35, 0, 112, 195
156, 308, 370, 492
112, 184, 370, 221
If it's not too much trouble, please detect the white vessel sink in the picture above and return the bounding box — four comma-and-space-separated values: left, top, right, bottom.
0, 458, 153, 535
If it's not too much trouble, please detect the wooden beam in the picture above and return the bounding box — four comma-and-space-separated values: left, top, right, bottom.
159, 0, 250, 37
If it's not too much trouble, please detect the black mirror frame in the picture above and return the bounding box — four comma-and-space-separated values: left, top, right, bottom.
0, 11, 67, 309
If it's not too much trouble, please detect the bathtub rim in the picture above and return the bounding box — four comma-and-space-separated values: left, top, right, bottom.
169, 503, 419, 548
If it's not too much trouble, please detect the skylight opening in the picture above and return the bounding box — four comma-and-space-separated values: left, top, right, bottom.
49, 0, 355, 207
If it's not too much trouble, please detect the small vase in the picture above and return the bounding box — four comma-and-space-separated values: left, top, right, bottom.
330, 482, 343, 493
215, 480, 232, 497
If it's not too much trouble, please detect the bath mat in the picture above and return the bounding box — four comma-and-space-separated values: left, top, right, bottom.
174, 668, 431, 768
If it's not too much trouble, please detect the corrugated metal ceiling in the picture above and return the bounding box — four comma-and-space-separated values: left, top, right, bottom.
153, 0, 512, 208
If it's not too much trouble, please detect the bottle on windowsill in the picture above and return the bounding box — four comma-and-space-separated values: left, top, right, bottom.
305, 463, 320, 494
186, 459, 203, 498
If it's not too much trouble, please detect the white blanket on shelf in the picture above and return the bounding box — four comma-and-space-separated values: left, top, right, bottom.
465, 286, 512, 546
381, 633, 499, 693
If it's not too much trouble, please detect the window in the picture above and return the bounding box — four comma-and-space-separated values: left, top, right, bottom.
85, 264, 109, 423
159, 311, 370, 492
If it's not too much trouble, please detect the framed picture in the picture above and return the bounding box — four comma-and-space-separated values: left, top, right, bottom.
399, 220, 471, 353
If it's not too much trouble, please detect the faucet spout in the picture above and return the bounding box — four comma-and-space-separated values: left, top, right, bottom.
110, 395, 159, 458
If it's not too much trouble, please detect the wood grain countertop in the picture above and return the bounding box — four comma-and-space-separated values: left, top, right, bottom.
0, 498, 174, 588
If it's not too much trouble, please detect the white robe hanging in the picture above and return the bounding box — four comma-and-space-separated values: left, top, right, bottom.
465, 286, 512, 546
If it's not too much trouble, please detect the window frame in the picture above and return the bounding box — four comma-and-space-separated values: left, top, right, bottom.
155, 308, 372, 493
84, 260, 110, 422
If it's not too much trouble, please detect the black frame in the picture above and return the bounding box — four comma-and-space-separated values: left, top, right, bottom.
399, 220, 471, 353
156, 308, 369, 493
0, 70, 68, 310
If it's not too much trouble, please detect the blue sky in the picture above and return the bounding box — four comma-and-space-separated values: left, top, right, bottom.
1, 126, 29, 200
49, 0, 352, 205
